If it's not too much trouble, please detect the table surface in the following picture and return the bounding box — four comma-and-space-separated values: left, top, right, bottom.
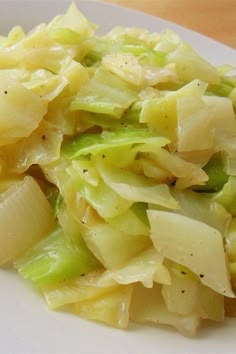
103, 0, 236, 49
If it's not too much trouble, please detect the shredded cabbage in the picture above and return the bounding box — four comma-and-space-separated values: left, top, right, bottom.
0, 2, 235, 337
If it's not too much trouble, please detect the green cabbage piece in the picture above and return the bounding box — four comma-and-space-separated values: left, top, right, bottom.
62, 127, 168, 159
14, 226, 100, 286
195, 154, 229, 192
75, 105, 141, 130
45, 186, 63, 217
119, 44, 166, 67
209, 81, 234, 97
225, 219, 236, 287
212, 176, 236, 216
84, 36, 166, 69
83, 37, 115, 66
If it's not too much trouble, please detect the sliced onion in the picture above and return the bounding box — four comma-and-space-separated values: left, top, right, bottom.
0, 176, 55, 265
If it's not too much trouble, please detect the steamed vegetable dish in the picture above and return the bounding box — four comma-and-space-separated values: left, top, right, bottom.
1, 3, 236, 336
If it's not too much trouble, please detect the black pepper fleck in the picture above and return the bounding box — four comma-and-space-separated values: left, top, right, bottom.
181, 290, 185, 294
199, 274, 204, 278
102, 154, 106, 159
42, 135, 46, 140
181, 271, 187, 275
83, 169, 88, 173
4, 90, 8, 94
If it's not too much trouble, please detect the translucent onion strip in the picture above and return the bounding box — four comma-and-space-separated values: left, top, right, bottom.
0, 176, 55, 265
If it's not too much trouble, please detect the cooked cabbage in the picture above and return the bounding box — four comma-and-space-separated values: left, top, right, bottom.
0, 2, 235, 337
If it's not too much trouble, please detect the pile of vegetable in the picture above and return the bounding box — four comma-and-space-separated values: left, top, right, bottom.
0, 3, 236, 336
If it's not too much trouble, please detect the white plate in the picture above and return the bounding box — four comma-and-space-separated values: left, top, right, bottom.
0, 1, 235, 353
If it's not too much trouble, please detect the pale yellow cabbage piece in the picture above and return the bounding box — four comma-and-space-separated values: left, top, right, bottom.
203, 96, 236, 148
140, 147, 208, 189
97, 247, 171, 288
230, 88, 236, 109
102, 53, 145, 86
140, 79, 207, 144
0, 25, 68, 72
47, 2, 95, 43
138, 157, 174, 184
154, 29, 181, 53
44, 93, 76, 136
221, 138, 236, 176
130, 283, 200, 337
0, 68, 67, 103
0, 75, 47, 146
102, 53, 178, 88
22, 70, 68, 102
171, 189, 231, 235
42, 270, 133, 329
226, 218, 236, 262
105, 26, 159, 48
3, 120, 63, 174
60, 58, 89, 95
176, 92, 236, 160
167, 42, 220, 84
68, 159, 100, 187
74, 285, 133, 329
82, 222, 151, 270
0, 176, 54, 265
41, 272, 117, 310
143, 63, 179, 86
148, 210, 234, 297
176, 148, 214, 166
94, 156, 179, 209
177, 95, 215, 152
0, 26, 25, 48
106, 207, 149, 236
0, 22, 67, 70
162, 269, 224, 321
225, 219, 236, 288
